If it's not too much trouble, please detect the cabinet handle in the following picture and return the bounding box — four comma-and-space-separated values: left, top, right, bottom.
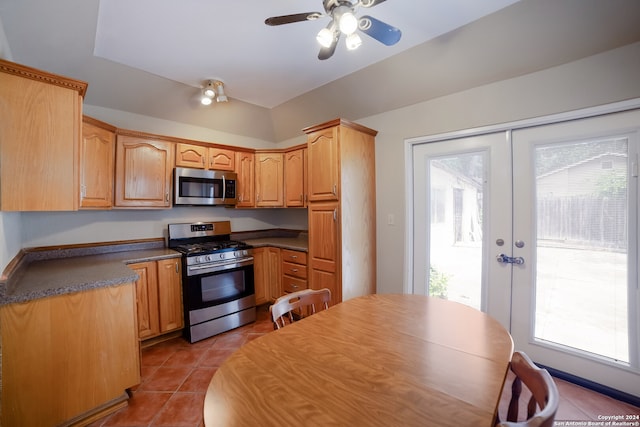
256, 194, 260, 202
165, 192, 169, 202
333, 208, 337, 221
290, 268, 298, 273
332, 184, 337, 196
175, 262, 179, 273
290, 255, 298, 259
291, 284, 299, 289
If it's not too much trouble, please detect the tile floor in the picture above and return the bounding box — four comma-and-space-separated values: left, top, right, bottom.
89, 304, 640, 427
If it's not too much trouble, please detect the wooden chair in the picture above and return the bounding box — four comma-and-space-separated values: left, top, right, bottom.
496, 351, 560, 427
269, 288, 331, 329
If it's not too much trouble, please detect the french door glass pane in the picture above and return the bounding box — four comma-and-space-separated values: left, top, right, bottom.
534, 137, 629, 362
429, 152, 484, 310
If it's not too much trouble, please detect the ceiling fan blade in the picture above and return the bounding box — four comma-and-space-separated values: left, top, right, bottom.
360, 0, 388, 7
318, 33, 340, 60
358, 15, 401, 46
265, 12, 322, 26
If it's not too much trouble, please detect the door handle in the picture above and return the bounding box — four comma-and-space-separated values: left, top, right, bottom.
496, 253, 525, 265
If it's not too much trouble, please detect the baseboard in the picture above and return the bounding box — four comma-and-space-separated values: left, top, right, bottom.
540, 364, 640, 408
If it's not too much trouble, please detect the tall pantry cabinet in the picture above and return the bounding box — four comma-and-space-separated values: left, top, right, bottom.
304, 119, 377, 305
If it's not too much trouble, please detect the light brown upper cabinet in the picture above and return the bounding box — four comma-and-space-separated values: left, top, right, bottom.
235, 151, 255, 207
176, 143, 235, 171
80, 116, 115, 209
255, 152, 284, 207
0, 59, 87, 211
304, 119, 377, 304
284, 147, 307, 208
115, 132, 174, 208
306, 125, 340, 202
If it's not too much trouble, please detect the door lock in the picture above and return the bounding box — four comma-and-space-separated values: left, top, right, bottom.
496, 253, 525, 265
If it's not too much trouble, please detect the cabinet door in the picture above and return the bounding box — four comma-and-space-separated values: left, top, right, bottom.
252, 247, 269, 306
0, 67, 83, 211
255, 152, 284, 207
131, 261, 160, 339
235, 151, 255, 207
208, 147, 235, 171
175, 143, 207, 169
0, 284, 139, 427
267, 247, 282, 301
115, 135, 174, 207
80, 119, 115, 208
308, 202, 340, 304
284, 148, 306, 207
307, 127, 339, 202
156, 258, 184, 333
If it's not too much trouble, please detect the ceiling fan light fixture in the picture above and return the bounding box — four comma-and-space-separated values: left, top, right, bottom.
345, 32, 362, 50
335, 6, 358, 35
316, 26, 335, 48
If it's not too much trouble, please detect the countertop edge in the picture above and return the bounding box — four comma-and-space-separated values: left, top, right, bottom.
0, 244, 181, 306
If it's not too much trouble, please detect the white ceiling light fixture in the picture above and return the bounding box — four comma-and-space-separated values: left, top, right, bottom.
334, 5, 358, 35
316, 21, 336, 48
214, 81, 228, 103
200, 79, 228, 105
345, 33, 362, 50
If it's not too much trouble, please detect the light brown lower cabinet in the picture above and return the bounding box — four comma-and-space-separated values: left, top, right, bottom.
0, 283, 140, 427
130, 258, 184, 340
253, 246, 281, 305
281, 249, 308, 294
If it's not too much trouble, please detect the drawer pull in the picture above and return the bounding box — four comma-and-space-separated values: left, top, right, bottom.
290, 268, 298, 273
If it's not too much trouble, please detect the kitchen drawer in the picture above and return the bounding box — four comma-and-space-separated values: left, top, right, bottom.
282, 261, 307, 279
281, 249, 307, 265
282, 276, 307, 294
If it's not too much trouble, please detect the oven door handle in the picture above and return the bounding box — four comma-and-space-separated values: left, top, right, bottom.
187, 257, 254, 274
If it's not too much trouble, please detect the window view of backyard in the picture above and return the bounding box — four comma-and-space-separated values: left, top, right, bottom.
428, 137, 629, 363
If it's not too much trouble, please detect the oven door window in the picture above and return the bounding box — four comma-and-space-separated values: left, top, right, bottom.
200, 268, 247, 304
178, 177, 222, 199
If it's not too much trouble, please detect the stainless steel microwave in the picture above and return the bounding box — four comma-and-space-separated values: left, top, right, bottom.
173, 167, 237, 206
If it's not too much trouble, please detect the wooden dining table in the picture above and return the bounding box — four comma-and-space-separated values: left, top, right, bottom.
204, 294, 514, 427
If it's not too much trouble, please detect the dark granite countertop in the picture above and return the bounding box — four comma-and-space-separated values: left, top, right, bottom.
0, 241, 181, 306
0, 231, 308, 306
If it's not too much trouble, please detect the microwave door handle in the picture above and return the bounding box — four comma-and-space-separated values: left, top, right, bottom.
222, 175, 225, 201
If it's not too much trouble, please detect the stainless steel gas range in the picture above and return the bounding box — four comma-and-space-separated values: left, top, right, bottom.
168, 220, 255, 343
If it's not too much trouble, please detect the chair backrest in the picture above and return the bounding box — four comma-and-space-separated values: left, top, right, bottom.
269, 288, 331, 329
496, 351, 559, 427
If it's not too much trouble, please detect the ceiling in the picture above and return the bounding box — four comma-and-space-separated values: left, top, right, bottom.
93, 0, 520, 109
1, 0, 640, 142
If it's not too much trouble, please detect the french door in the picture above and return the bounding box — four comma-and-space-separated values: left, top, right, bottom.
411, 108, 640, 397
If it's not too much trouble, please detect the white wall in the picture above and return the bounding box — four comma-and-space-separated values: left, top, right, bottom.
20, 208, 308, 249
361, 41, 640, 295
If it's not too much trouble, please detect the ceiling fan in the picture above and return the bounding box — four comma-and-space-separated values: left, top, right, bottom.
265, 0, 402, 60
